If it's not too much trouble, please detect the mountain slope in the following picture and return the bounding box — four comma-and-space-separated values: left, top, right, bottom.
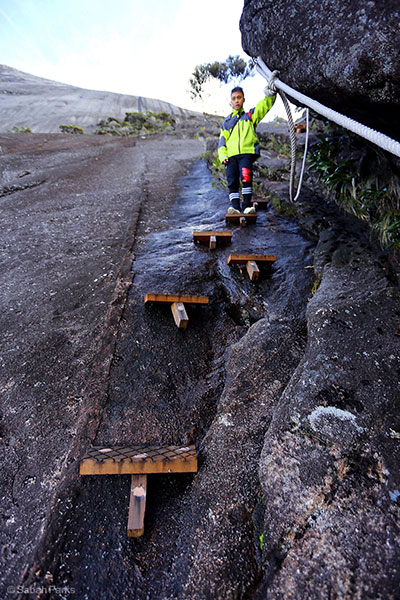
0, 64, 197, 134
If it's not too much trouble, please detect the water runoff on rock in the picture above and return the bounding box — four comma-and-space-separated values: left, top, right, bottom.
50, 159, 315, 599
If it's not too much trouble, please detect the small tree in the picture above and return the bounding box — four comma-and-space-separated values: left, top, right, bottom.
189, 55, 255, 100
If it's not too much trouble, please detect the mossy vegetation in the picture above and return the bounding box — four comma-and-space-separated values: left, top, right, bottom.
269, 194, 299, 219
311, 277, 322, 296
95, 111, 175, 136
59, 124, 84, 134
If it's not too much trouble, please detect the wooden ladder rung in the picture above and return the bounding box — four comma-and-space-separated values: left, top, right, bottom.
227, 254, 276, 265
144, 293, 209, 305
193, 231, 232, 247
225, 213, 258, 225
80, 445, 198, 538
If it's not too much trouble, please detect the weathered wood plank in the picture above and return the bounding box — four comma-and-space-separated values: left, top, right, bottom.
171, 301, 189, 329
227, 254, 276, 265
193, 231, 232, 245
80, 445, 198, 475
127, 474, 147, 538
225, 213, 258, 224
144, 293, 209, 305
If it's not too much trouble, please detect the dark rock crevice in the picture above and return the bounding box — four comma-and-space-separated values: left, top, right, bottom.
0, 179, 46, 197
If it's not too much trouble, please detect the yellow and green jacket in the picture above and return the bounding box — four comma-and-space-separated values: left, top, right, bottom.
217, 95, 276, 163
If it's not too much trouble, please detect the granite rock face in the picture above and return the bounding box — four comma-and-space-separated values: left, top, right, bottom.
0, 65, 196, 134
240, 0, 400, 138
255, 199, 400, 598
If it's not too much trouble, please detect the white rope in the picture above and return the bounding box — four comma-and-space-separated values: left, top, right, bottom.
294, 108, 309, 202
278, 85, 297, 202
257, 57, 400, 158
264, 69, 310, 202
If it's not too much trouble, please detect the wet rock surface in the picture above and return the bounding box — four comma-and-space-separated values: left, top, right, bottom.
1, 131, 399, 599
240, 0, 400, 139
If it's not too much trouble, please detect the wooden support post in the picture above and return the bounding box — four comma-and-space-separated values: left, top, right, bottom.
128, 474, 147, 537
240, 216, 246, 227
209, 235, 217, 249
246, 260, 260, 281
171, 301, 189, 330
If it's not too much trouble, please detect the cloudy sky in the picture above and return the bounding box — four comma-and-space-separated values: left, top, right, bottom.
0, 0, 287, 117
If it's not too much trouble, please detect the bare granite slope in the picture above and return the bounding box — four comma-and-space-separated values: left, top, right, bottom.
0, 65, 197, 134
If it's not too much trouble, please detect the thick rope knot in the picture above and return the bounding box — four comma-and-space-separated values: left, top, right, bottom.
264, 70, 280, 97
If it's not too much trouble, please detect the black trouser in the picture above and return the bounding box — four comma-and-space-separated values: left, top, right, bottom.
225, 153, 255, 210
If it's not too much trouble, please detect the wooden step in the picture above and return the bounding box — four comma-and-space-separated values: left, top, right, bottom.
145, 293, 209, 329
193, 231, 232, 248
80, 445, 198, 538
227, 254, 276, 265
225, 212, 257, 225
144, 293, 209, 305
80, 445, 198, 475
252, 197, 268, 209
227, 253, 276, 281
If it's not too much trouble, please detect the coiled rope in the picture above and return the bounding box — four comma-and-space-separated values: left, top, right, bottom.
256, 56, 400, 203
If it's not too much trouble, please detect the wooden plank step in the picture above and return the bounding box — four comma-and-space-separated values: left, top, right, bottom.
227, 254, 276, 265
193, 231, 232, 245
144, 293, 209, 305
80, 445, 198, 475
252, 197, 268, 206
80, 445, 198, 538
225, 212, 258, 224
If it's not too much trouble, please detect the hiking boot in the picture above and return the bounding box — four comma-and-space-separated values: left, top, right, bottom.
244, 206, 256, 214
227, 206, 240, 215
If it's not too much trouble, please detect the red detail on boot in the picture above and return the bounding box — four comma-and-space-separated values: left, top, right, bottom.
241, 167, 251, 183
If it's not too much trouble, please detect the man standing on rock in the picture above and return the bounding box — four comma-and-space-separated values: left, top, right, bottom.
218, 84, 276, 214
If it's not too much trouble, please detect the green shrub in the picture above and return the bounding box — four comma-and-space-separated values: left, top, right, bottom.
12, 125, 31, 133
95, 111, 175, 136
59, 124, 84, 134
308, 132, 400, 251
